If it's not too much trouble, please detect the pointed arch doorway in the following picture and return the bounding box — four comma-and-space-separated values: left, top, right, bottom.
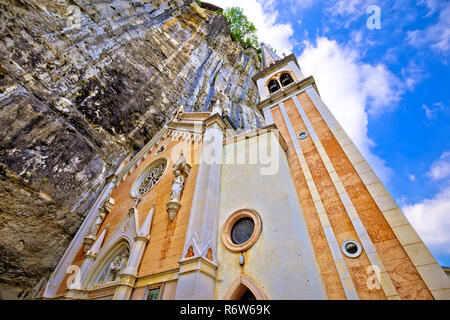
223, 275, 268, 300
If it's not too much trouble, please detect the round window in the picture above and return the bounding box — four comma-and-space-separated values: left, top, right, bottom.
130, 158, 168, 198
222, 209, 262, 252
341, 239, 362, 258
231, 218, 255, 245
298, 131, 308, 139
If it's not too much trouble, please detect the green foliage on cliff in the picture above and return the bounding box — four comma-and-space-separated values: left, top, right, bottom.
223, 7, 259, 51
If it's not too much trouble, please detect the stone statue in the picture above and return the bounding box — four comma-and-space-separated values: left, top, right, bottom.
173, 152, 191, 176
118, 253, 129, 272
89, 208, 106, 236
97, 256, 118, 284
170, 170, 185, 202
171, 105, 185, 122
108, 255, 122, 282
109, 252, 129, 281
166, 153, 191, 221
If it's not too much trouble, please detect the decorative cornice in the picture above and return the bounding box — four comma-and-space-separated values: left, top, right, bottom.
64, 288, 89, 300
116, 126, 169, 181
135, 267, 180, 288
223, 124, 288, 152
252, 53, 299, 81
118, 274, 138, 287
204, 112, 234, 132
116, 111, 234, 183
178, 256, 217, 279
86, 281, 121, 292
134, 235, 150, 242
257, 75, 318, 110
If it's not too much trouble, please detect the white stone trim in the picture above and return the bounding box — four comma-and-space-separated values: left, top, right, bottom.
260, 84, 314, 125
305, 87, 450, 299
43, 177, 117, 298
279, 101, 359, 300
174, 120, 224, 300
292, 96, 399, 299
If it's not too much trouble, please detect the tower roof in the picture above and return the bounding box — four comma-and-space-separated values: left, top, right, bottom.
261, 43, 281, 69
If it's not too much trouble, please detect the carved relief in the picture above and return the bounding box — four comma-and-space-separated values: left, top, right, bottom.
166, 153, 191, 221
97, 249, 130, 285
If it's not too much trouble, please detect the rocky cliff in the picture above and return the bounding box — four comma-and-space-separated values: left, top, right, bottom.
0, 0, 262, 299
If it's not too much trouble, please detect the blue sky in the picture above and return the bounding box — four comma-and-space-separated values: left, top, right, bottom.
210, 0, 450, 266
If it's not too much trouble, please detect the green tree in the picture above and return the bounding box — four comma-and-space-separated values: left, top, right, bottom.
223, 7, 259, 50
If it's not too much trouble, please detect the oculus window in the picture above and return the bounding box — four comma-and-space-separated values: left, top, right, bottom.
222, 209, 262, 252
341, 239, 362, 258
231, 218, 255, 245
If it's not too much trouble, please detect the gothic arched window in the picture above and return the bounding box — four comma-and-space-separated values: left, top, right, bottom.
268, 79, 281, 94
280, 73, 294, 87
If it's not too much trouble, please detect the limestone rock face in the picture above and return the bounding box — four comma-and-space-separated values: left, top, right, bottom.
0, 0, 262, 298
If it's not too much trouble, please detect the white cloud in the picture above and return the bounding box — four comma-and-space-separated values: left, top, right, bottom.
418, 0, 441, 16
422, 104, 434, 121
407, 2, 450, 53
207, 0, 294, 54
427, 151, 450, 180
422, 102, 448, 123
327, 0, 366, 17
403, 151, 450, 260
400, 61, 427, 91
409, 174, 416, 181
298, 37, 403, 183
402, 185, 450, 256
279, 0, 314, 13
325, 0, 373, 27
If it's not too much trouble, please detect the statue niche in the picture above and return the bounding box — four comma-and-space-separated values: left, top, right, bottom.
166, 153, 191, 221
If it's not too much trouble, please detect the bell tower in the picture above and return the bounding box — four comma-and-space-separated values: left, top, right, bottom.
250, 43, 450, 300
253, 43, 305, 105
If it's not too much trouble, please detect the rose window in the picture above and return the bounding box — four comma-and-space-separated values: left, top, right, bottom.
131, 159, 168, 198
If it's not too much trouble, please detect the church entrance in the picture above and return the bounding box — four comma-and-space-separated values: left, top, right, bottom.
239, 288, 257, 300
223, 275, 267, 300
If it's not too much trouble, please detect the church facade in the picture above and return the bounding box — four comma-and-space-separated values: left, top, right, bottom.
40, 44, 450, 300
